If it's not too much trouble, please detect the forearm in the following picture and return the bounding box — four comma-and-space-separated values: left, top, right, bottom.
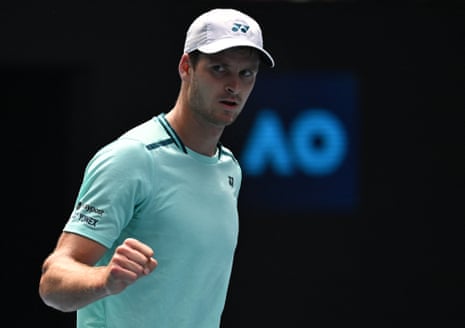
39, 254, 109, 312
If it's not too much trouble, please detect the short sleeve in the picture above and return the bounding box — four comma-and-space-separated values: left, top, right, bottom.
63, 138, 154, 248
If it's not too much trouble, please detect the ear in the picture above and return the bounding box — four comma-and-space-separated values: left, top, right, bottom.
178, 53, 191, 79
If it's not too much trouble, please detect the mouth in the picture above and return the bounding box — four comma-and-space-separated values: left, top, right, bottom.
221, 100, 236, 107
220, 98, 239, 107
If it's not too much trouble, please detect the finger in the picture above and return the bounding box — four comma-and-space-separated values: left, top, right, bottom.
116, 245, 149, 269
124, 238, 155, 258
143, 257, 158, 275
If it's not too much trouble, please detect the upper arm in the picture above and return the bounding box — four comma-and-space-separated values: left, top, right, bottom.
50, 232, 108, 267
39, 232, 111, 311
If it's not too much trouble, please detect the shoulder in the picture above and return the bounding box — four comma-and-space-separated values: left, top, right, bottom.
87, 137, 154, 177
120, 116, 169, 147
91, 116, 170, 164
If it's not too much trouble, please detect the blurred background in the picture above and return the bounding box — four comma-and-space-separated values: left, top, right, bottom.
2, 0, 464, 327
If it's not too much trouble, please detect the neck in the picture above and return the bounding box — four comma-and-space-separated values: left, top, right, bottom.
165, 104, 224, 157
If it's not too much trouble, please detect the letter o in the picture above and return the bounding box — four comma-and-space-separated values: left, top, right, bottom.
290, 109, 347, 176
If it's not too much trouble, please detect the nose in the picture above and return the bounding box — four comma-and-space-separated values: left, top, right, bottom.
225, 86, 236, 94
225, 77, 240, 95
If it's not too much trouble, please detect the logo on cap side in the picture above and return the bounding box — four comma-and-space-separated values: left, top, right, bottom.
232, 23, 250, 33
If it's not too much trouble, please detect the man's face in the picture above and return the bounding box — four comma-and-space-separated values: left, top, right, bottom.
187, 47, 260, 128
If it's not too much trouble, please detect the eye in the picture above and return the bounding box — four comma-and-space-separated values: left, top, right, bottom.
211, 64, 226, 73
241, 69, 256, 78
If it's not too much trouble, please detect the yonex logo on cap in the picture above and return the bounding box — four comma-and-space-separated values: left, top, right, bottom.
232, 23, 249, 33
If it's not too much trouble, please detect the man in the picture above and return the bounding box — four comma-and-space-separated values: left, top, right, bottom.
39, 8, 274, 328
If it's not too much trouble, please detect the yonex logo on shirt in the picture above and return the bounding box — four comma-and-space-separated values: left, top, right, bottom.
228, 176, 234, 187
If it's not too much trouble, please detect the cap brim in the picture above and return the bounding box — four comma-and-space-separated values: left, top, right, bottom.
197, 38, 275, 68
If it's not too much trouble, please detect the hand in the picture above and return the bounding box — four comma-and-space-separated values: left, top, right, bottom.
105, 238, 158, 295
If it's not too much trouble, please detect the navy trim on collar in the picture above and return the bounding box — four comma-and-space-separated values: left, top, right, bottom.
157, 113, 188, 154
157, 112, 223, 158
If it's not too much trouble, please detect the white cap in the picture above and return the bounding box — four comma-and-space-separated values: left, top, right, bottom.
184, 8, 275, 68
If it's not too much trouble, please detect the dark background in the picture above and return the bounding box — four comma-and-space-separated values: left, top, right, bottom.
2, 1, 464, 327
